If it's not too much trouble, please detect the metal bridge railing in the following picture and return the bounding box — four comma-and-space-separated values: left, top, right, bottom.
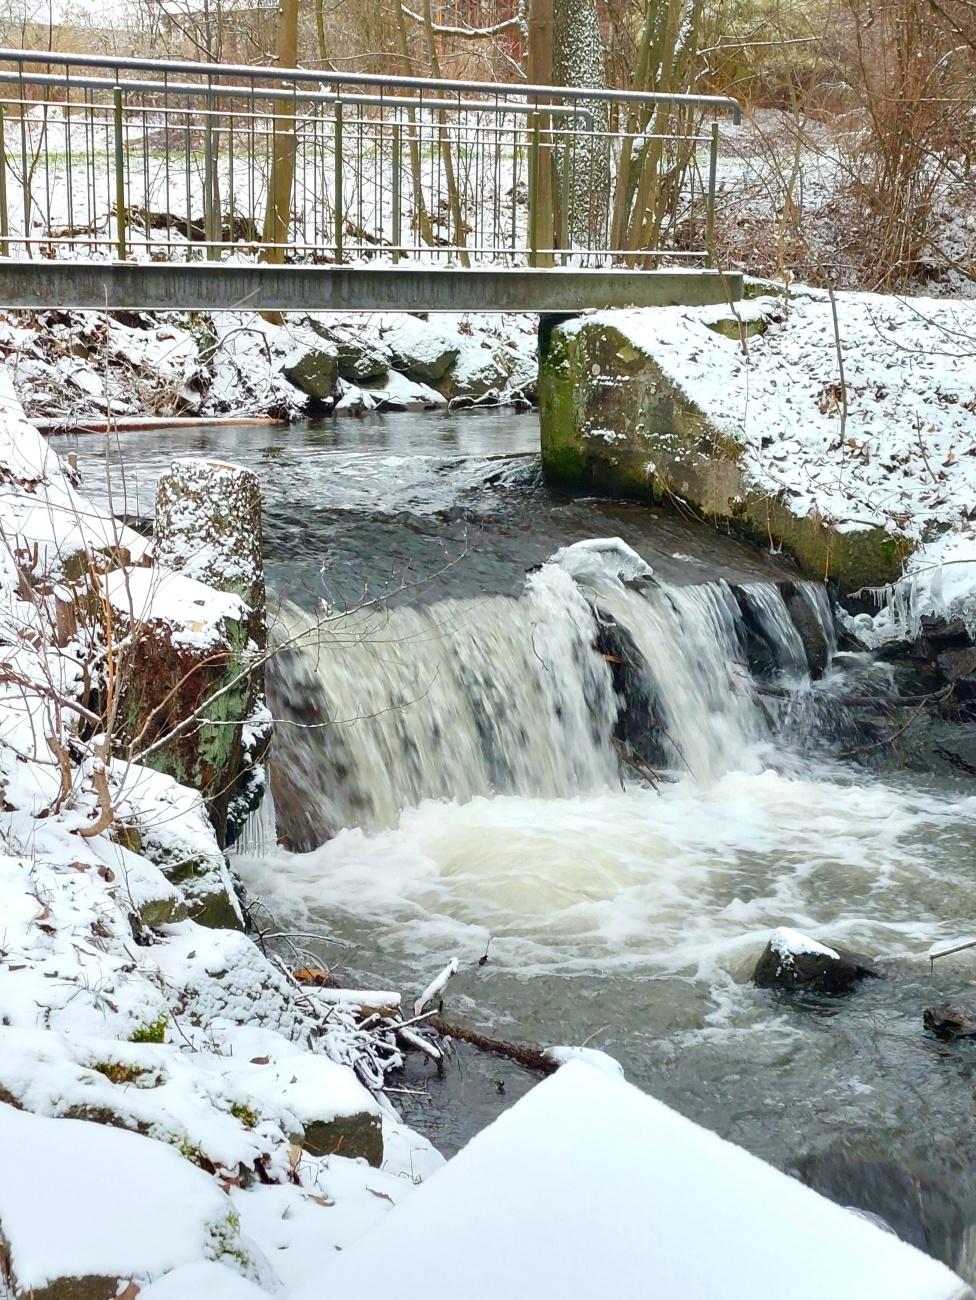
0, 49, 739, 270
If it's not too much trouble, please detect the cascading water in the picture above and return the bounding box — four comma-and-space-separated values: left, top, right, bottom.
268, 539, 830, 847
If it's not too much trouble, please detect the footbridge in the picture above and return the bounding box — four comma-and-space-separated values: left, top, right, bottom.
0, 49, 741, 312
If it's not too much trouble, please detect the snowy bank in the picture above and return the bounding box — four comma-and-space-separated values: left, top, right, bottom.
0, 375, 442, 1296
540, 288, 976, 618
1, 308, 538, 426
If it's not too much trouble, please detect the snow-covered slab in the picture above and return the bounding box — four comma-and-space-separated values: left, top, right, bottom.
0, 1100, 240, 1293
104, 565, 245, 646
292, 1061, 974, 1300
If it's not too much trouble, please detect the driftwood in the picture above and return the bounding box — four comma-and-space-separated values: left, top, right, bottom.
924, 1003, 976, 1040
428, 1016, 557, 1075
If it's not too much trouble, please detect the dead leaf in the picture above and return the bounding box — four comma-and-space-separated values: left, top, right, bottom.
97, 865, 115, 883
308, 1195, 335, 1207
249, 1056, 270, 1065
367, 1188, 394, 1204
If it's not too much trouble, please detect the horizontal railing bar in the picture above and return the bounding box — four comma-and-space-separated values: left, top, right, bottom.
0, 71, 598, 127
0, 48, 742, 122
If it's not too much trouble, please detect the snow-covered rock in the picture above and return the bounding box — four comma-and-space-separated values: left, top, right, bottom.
0, 1101, 256, 1297
753, 926, 880, 995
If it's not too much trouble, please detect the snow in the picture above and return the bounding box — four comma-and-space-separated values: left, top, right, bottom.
104, 564, 247, 648
552, 536, 656, 588
580, 290, 976, 638
769, 925, 841, 961
291, 1060, 974, 1300
0, 370, 444, 1293
140, 1261, 271, 1300
0, 1101, 239, 1290
545, 1044, 625, 1078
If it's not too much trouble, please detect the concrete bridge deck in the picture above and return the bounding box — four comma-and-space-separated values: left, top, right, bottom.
0, 262, 743, 314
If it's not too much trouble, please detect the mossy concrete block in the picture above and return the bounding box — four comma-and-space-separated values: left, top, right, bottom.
539, 318, 913, 592
302, 1111, 383, 1166
144, 461, 269, 848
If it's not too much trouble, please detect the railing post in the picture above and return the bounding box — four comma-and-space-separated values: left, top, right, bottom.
113, 85, 126, 259
528, 110, 540, 268
391, 120, 401, 264
204, 99, 216, 260
0, 103, 8, 258
705, 119, 719, 267
334, 99, 343, 263
560, 130, 571, 266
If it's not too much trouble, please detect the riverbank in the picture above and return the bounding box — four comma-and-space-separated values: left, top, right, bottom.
0, 374, 449, 1296
0, 306, 538, 427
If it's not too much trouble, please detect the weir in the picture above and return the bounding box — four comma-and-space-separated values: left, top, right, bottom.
267, 540, 840, 850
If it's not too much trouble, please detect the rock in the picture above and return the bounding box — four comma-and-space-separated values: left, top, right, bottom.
446, 341, 514, 398
0, 1100, 245, 1298
333, 382, 376, 415
937, 647, 976, 681
783, 583, 831, 677
792, 1151, 970, 1266
306, 322, 392, 382
384, 318, 459, 383
302, 1112, 383, 1165
281, 345, 339, 400
923, 1003, 976, 1040
753, 927, 880, 995
360, 370, 447, 411
538, 317, 913, 593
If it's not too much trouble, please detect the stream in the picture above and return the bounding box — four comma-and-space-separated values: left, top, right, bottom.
51, 412, 976, 1277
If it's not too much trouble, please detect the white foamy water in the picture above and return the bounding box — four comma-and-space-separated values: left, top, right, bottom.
239, 768, 976, 982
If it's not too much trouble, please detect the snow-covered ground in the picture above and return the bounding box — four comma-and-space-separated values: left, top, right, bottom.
0, 307, 539, 425
589, 286, 976, 641
0, 370, 445, 1296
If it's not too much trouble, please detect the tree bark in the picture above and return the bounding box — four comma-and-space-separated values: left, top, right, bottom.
260, 0, 299, 266
526, 0, 554, 264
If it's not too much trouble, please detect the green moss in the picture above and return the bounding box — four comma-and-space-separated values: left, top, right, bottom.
91, 1061, 153, 1086
230, 1102, 258, 1129
129, 1014, 169, 1044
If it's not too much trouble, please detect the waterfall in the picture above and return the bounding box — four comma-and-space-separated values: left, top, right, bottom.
268, 539, 837, 849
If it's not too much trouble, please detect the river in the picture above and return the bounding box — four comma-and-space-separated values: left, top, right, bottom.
50, 412, 976, 1275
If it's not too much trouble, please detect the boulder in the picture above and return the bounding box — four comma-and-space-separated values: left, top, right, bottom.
446, 341, 514, 398
306, 323, 392, 382
0, 1101, 244, 1298
783, 583, 832, 677
281, 346, 339, 400
384, 318, 459, 384
753, 927, 880, 995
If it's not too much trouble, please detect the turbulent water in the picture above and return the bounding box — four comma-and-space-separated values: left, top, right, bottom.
54, 413, 976, 1275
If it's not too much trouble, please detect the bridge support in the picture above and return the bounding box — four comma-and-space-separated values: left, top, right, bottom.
0, 261, 742, 314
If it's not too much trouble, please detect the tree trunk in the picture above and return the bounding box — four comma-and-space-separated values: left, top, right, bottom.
261, 0, 299, 266
392, 0, 436, 249
552, 0, 608, 253
526, 0, 554, 264
419, 0, 470, 266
